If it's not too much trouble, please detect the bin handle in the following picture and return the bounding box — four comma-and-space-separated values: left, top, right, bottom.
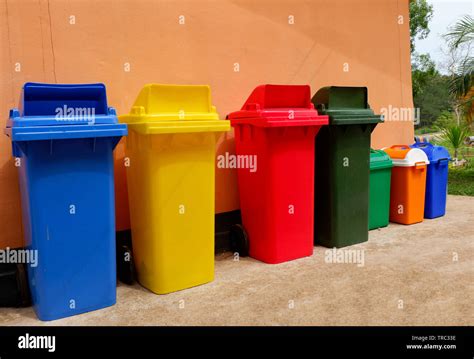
414, 161, 426, 169
414, 142, 433, 148
390, 144, 410, 150
244, 103, 261, 111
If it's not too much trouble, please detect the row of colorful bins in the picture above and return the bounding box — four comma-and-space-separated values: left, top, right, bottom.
4, 83, 448, 321
368, 143, 450, 230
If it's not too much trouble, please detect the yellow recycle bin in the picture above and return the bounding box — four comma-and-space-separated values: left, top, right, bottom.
119, 84, 230, 294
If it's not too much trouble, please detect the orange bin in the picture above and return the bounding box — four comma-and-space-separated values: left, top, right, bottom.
383, 145, 429, 224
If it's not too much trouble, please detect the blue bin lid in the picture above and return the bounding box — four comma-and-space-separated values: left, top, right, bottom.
410, 142, 451, 163
5, 83, 127, 142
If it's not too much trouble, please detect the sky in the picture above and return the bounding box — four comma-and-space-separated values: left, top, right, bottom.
414, 0, 473, 70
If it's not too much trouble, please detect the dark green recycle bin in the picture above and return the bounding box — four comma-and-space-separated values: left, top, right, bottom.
369, 149, 393, 230
312, 87, 383, 248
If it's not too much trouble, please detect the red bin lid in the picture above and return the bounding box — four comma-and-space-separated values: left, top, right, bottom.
227, 84, 329, 127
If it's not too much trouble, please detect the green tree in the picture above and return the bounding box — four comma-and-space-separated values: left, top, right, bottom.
414, 77, 451, 127
409, 0, 439, 128
444, 15, 473, 126
412, 53, 437, 98
413, 58, 452, 127
409, 0, 434, 53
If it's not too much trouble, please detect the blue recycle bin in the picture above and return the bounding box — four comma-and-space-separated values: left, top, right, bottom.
411, 141, 450, 219
5, 83, 127, 321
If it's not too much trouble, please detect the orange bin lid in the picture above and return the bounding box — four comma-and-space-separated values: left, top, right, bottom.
383, 144, 411, 159
383, 145, 430, 167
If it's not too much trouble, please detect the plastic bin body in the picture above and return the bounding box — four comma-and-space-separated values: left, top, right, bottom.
120, 84, 229, 294
384, 145, 429, 224
5, 83, 127, 321
410, 142, 450, 218
228, 85, 328, 264
312, 87, 382, 248
369, 149, 393, 230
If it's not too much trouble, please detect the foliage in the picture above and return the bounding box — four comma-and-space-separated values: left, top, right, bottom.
437, 123, 472, 158
448, 165, 474, 196
444, 15, 474, 126
434, 110, 456, 129
413, 14, 474, 130
409, 0, 434, 53
448, 56, 474, 97
414, 126, 437, 135
413, 69, 452, 127
445, 15, 474, 49
412, 53, 438, 98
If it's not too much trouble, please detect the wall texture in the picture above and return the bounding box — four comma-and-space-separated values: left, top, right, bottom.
0, 0, 414, 248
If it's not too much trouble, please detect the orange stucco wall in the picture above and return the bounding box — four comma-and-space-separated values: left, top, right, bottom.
0, 0, 413, 248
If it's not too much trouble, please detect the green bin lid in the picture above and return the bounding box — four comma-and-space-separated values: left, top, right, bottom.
370, 149, 393, 170
311, 86, 383, 125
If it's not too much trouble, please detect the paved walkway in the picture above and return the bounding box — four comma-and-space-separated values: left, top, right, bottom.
1, 195, 473, 326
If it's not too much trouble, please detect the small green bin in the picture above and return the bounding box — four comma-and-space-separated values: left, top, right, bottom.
369, 149, 393, 230
312, 87, 383, 248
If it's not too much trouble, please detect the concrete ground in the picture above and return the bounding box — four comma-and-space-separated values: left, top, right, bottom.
1, 195, 473, 326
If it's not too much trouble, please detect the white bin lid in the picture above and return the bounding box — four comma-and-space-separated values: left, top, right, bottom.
381, 146, 430, 167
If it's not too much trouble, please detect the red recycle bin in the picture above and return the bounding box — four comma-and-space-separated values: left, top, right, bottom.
227, 85, 329, 264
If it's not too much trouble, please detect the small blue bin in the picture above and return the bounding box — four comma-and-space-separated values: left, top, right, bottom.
5, 83, 127, 321
411, 141, 450, 219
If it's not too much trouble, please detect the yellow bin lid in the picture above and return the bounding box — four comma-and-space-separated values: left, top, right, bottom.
119, 84, 230, 134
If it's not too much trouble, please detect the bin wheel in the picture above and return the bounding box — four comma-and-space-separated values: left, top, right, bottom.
0, 263, 31, 308
117, 244, 135, 285
230, 224, 249, 257
16, 263, 32, 307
